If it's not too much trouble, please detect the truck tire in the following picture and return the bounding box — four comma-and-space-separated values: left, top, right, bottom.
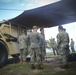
0, 41, 8, 67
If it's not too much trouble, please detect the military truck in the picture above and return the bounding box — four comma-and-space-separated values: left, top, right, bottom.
0, 23, 26, 67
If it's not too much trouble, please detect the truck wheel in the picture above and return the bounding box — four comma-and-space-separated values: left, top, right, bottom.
0, 41, 8, 67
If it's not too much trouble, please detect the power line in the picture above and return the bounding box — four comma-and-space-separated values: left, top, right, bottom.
0, 8, 25, 11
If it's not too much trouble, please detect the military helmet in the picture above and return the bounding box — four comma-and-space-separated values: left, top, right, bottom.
58, 25, 63, 30
63, 28, 66, 31
40, 27, 44, 31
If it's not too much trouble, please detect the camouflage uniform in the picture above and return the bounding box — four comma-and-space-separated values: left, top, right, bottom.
57, 27, 70, 66
18, 32, 28, 62
52, 38, 59, 55
40, 33, 46, 62
70, 38, 75, 53
27, 31, 42, 69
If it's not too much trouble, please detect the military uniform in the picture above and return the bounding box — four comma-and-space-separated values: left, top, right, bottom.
52, 38, 59, 55
57, 26, 70, 67
27, 31, 42, 69
39, 32, 46, 62
70, 39, 75, 53
18, 32, 28, 63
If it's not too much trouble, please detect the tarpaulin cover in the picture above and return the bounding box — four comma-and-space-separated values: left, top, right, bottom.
9, 0, 76, 28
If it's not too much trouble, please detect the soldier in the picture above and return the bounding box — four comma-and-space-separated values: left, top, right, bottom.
57, 26, 70, 68
40, 27, 46, 62
63, 28, 70, 54
18, 30, 28, 64
52, 38, 59, 55
27, 25, 43, 69
70, 38, 75, 53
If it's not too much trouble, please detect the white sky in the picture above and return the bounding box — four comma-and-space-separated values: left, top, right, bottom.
26, 0, 60, 9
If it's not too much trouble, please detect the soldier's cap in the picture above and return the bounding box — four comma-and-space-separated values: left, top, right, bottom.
32, 25, 38, 29
40, 27, 44, 31
58, 25, 63, 30
63, 28, 66, 31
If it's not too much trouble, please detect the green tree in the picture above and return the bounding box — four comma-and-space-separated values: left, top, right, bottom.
46, 38, 53, 49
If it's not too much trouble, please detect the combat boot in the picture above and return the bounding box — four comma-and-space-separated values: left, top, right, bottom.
37, 64, 44, 70
60, 64, 69, 69
22, 61, 27, 64
31, 64, 35, 70
20, 60, 23, 64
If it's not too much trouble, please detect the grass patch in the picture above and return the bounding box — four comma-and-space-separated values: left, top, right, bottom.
1, 52, 76, 75
0, 63, 32, 75
0, 58, 76, 75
